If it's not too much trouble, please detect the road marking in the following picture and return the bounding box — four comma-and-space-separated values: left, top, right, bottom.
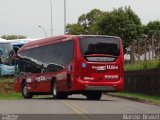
62, 101, 92, 120
62, 101, 83, 114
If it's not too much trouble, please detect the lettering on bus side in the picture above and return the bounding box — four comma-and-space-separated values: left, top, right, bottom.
92, 65, 118, 71
35, 76, 46, 82
106, 65, 118, 70
92, 66, 106, 71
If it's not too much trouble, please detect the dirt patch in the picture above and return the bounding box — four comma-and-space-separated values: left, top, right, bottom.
0, 82, 14, 94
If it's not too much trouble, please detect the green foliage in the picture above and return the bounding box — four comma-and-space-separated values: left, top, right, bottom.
67, 6, 143, 50
67, 6, 160, 51
66, 23, 84, 35
78, 9, 105, 34
0, 77, 14, 83
0, 93, 22, 100
125, 60, 160, 71
98, 6, 142, 49
144, 20, 160, 38
1, 35, 27, 40
67, 9, 105, 35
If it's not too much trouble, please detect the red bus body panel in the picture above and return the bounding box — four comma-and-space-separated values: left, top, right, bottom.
71, 37, 124, 92
14, 35, 124, 94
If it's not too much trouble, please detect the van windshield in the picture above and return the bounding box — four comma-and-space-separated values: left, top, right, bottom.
79, 36, 120, 62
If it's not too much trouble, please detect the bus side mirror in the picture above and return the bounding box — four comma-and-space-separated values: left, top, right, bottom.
13, 46, 20, 54
41, 64, 47, 73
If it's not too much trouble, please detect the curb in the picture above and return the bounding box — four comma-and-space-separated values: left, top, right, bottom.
106, 93, 160, 106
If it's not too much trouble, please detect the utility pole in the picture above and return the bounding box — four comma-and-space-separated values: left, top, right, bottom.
50, 0, 53, 36
38, 26, 47, 38
64, 0, 66, 34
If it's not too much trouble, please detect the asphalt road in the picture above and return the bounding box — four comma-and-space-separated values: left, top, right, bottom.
0, 94, 159, 114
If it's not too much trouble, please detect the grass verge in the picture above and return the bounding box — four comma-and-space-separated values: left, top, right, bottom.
0, 93, 22, 100
0, 77, 52, 100
0, 77, 14, 83
124, 59, 160, 71
108, 92, 160, 105
0, 77, 20, 100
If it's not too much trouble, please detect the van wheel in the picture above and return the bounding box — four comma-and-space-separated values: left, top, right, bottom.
22, 82, 33, 99
86, 91, 102, 100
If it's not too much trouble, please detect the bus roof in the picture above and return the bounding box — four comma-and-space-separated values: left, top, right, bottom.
19, 35, 70, 52
0, 38, 10, 43
8, 38, 40, 45
18, 35, 120, 53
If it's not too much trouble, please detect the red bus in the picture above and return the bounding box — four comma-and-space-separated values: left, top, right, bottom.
14, 35, 124, 100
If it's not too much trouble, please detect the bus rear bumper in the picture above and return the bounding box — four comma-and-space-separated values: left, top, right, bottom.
75, 78, 124, 92
85, 86, 115, 91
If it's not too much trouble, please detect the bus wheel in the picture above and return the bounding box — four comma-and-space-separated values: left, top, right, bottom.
22, 82, 33, 99
86, 91, 102, 100
52, 81, 68, 99
52, 81, 59, 99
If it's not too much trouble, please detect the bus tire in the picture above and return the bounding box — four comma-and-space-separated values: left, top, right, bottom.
52, 81, 68, 99
86, 91, 102, 100
22, 82, 33, 99
52, 81, 59, 99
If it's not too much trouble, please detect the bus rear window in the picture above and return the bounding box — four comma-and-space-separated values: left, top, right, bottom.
79, 36, 120, 62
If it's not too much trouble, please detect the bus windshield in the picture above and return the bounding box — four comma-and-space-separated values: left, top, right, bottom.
79, 36, 120, 62
0, 43, 14, 65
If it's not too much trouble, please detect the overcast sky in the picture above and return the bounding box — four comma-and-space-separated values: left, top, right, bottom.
0, 0, 160, 38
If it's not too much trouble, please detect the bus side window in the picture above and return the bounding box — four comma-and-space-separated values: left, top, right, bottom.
19, 59, 31, 73
46, 64, 64, 72
29, 61, 42, 73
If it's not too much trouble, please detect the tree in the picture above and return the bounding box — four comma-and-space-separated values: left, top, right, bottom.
66, 23, 84, 35
143, 21, 160, 58
67, 7, 143, 51
78, 9, 105, 34
1, 35, 27, 40
144, 20, 160, 38
98, 6, 142, 50
67, 9, 105, 35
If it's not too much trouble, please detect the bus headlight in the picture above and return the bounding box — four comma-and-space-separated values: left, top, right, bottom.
26, 78, 32, 83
